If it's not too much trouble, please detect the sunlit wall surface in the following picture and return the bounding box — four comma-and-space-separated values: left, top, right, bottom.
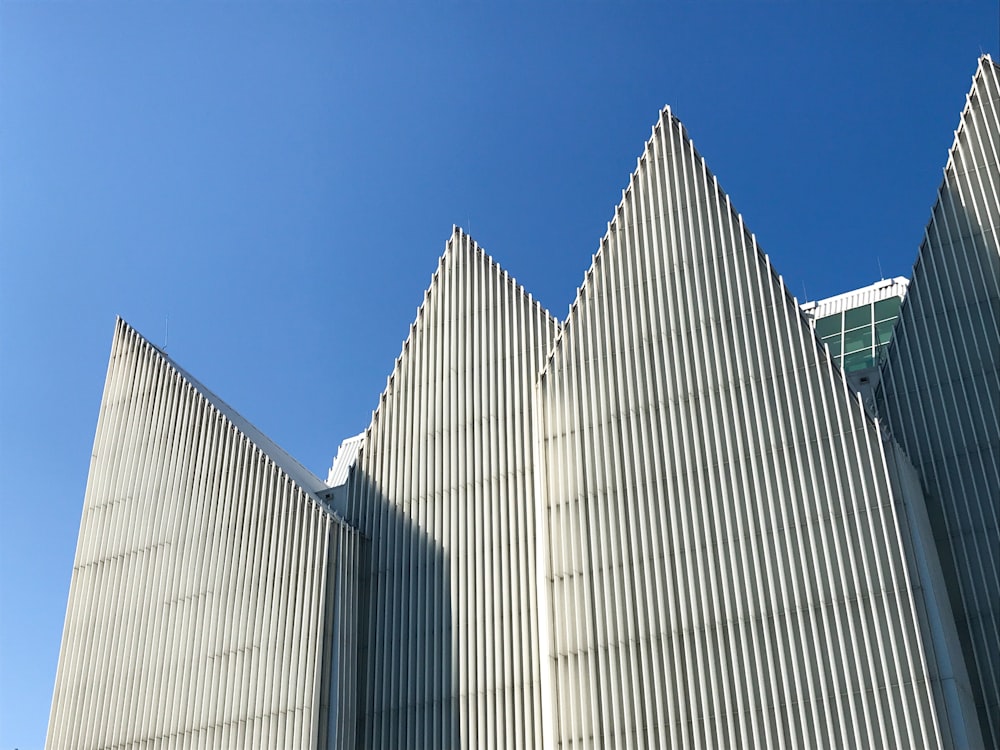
803, 277, 908, 374
47, 56, 998, 750
343, 230, 561, 748
875, 55, 1000, 749
534, 106, 976, 750
46, 320, 362, 750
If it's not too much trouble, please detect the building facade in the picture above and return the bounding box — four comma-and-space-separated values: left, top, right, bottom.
802, 277, 908, 403
874, 54, 1000, 748
46, 320, 363, 748
48, 56, 998, 748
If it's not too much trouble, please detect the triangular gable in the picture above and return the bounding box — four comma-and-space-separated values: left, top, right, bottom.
344, 228, 560, 748
535, 107, 955, 748
47, 319, 360, 748
876, 54, 1000, 748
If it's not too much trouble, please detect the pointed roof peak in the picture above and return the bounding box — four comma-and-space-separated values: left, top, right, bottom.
939, 53, 998, 178
971, 53, 998, 86
973, 52, 998, 81
111, 317, 330, 501
439, 227, 557, 318
445, 225, 507, 269
363, 228, 560, 437
444, 224, 480, 257
540, 105, 707, 363
440, 225, 492, 271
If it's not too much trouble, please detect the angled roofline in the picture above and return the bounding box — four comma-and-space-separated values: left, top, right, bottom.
535, 105, 673, 382
359, 226, 560, 446
116, 316, 334, 504
800, 276, 909, 318
534, 108, 815, 373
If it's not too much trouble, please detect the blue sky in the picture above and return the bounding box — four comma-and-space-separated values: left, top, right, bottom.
1, 1, 996, 746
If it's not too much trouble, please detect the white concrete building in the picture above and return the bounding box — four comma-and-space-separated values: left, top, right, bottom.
874, 54, 1000, 749
801, 276, 909, 404
47, 320, 363, 748
48, 56, 998, 748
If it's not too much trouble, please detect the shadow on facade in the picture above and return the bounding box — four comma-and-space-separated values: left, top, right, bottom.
343, 468, 459, 749
875, 182, 1000, 747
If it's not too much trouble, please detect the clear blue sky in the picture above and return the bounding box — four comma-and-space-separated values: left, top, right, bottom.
1, 1, 996, 746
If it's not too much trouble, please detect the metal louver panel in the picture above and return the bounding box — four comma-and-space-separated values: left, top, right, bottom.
876, 55, 1000, 748
345, 228, 560, 748
46, 319, 361, 750
534, 107, 975, 749
46, 55, 998, 750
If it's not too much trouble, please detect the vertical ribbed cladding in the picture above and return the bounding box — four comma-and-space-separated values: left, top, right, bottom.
875, 55, 1000, 747
535, 107, 961, 748
46, 318, 361, 750
344, 228, 560, 749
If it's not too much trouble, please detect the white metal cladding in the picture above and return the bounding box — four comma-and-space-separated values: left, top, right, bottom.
344, 228, 561, 748
46, 319, 362, 750
328, 432, 364, 487
534, 107, 970, 749
875, 55, 1000, 748
801, 276, 909, 320
47, 56, 998, 750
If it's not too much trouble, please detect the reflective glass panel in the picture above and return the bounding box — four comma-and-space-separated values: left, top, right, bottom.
814, 314, 841, 338
843, 325, 873, 353
844, 304, 872, 329
822, 333, 842, 357
876, 319, 896, 346
844, 349, 875, 372
874, 296, 902, 321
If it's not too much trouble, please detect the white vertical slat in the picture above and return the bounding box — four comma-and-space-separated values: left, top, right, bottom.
46, 320, 360, 749
536, 105, 966, 749
346, 228, 559, 749
876, 55, 1000, 749
49, 56, 996, 750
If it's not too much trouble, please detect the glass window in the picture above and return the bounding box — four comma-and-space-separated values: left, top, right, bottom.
814, 314, 841, 338
843, 325, 873, 354
874, 296, 902, 321
844, 304, 872, 329
822, 333, 842, 357
844, 350, 875, 373
875, 319, 896, 346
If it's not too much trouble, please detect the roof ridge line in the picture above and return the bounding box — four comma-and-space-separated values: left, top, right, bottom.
113, 317, 332, 506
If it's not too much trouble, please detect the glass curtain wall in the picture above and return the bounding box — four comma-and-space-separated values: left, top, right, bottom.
814, 296, 902, 373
